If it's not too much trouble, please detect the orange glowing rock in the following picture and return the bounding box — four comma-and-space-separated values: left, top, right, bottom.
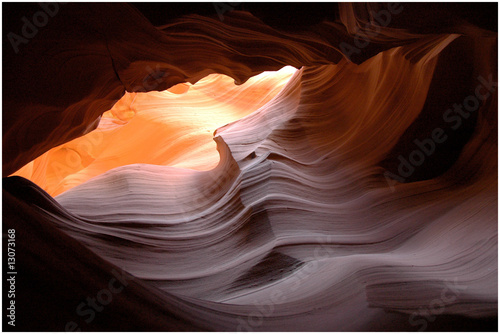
12, 66, 297, 196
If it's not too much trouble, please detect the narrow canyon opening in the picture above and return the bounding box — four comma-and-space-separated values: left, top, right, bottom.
11, 66, 297, 197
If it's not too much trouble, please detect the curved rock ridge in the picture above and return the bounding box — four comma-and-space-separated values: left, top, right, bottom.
3, 2, 497, 331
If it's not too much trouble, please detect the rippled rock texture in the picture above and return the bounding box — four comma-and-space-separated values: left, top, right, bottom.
3, 2, 498, 331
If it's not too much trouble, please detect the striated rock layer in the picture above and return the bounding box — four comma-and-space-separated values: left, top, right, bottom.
3, 2, 498, 331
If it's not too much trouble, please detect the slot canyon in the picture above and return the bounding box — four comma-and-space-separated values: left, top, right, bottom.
2, 2, 498, 331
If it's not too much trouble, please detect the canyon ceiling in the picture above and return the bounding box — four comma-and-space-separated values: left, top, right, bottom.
2, 2, 498, 331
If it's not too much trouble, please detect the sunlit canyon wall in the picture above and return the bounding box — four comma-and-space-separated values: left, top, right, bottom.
3, 2, 498, 331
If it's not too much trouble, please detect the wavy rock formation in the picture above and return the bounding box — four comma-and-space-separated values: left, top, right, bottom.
3, 3, 497, 331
